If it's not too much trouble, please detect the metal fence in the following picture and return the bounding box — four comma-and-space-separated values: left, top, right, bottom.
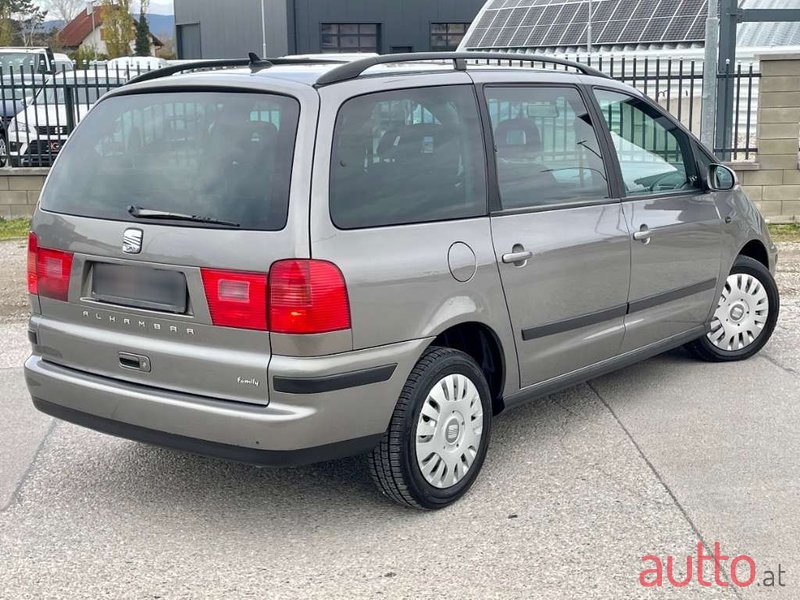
0, 58, 762, 168
0, 64, 151, 168
475, 54, 761, 161
580, 55, 760, 161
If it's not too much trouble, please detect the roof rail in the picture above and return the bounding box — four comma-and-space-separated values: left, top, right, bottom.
315, 51, 609, 87
127, 52, 350, 85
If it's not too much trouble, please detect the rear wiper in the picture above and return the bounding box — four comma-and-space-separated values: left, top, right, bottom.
128, 205, 240, 227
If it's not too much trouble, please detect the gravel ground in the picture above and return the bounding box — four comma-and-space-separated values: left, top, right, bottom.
778, 242, 800, 297
0, 237, 27, 323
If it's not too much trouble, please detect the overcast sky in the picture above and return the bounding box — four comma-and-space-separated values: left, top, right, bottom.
36, 0, 174, 16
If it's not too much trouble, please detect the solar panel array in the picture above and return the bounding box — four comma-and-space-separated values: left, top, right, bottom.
463, 0, 708, 49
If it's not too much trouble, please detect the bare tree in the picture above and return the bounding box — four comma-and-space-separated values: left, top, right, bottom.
42, 0, 83, 23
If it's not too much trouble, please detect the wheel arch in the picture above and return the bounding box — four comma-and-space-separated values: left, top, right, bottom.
429, 321, 507, 415
738, 238, 769, 268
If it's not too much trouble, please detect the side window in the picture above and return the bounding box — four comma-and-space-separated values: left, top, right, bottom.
329, 85, 487, 229
485, 86, 609, 210
594, 89, 700, 196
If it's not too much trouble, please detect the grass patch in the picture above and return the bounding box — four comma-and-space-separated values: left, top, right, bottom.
769, 223, 800, 243
0, 217, 30, 241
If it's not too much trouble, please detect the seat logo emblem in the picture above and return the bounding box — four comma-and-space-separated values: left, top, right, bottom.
122, 228, 143, 254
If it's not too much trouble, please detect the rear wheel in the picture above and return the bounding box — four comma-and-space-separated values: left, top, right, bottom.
368, 347, 491, 510
685, 255, 779, 361
0, 134, 8, 168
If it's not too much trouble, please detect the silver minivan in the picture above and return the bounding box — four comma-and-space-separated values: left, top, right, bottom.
25, 53, 779, 509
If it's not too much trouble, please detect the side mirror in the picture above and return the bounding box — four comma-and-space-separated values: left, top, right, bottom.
708, 164, 737, 192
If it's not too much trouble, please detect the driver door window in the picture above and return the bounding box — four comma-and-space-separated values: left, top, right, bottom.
594, 89, 700, 196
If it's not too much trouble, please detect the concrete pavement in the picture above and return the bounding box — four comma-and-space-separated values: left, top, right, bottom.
0, 239, 797, 598
1, 321, 795, 598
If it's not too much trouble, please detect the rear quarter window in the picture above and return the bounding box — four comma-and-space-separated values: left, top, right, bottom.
329, 85, 487, 229
40, 91, 299, 230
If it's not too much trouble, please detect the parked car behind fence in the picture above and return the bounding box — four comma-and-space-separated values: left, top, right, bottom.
0, 63, 157, 168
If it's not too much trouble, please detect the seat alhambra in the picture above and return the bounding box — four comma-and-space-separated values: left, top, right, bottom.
25, 53, 779, 509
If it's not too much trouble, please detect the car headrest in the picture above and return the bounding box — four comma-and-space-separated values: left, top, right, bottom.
377, 126, 402, 160
380, 123, 454, 162
494, 118, 542, 153
248, 121, 278, 145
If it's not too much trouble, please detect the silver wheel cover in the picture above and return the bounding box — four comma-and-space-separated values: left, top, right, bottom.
414, 373, 484, 489
707, 273, 769, 351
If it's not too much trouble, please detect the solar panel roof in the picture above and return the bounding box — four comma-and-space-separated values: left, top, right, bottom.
462, 0, 708, 49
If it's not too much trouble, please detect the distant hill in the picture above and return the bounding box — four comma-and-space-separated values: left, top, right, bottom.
147, 14, 176, 38
41, 13, 175, 38
42, 19, 65, 32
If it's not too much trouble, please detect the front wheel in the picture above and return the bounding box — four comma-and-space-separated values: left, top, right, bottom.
368, 347, 492, 510
685, 255, 779, 361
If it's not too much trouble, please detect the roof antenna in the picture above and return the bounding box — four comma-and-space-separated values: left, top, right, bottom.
248, 52, 273, 73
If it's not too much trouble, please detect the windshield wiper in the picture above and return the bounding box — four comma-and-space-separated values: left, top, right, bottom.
128, 205, 240, 227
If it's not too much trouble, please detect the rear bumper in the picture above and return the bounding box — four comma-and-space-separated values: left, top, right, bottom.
32, 396, 382, 466
24, 337, 430, 465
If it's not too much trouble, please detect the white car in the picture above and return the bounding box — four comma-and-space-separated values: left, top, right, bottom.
0, 47, 57, 74
7, 71, 126, 166
53, 53, 75, 73
107, 56, 168, 74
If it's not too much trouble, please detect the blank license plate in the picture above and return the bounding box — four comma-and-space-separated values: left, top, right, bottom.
91, 263, 187, 313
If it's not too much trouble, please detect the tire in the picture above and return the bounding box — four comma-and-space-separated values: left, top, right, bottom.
0, 134, 8, 168
368, 346, 492, 510
685, 255, 779, 362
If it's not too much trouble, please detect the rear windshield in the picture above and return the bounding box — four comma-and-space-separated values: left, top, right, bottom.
40, 91, 299, 230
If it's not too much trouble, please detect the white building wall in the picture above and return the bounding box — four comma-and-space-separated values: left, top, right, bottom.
79, 25, 159, 57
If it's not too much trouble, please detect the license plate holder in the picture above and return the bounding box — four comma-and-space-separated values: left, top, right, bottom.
91, 263, 188, 313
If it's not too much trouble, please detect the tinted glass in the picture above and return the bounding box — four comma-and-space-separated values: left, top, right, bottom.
40, 92, 299, 230
431, 23, 468, 51
594, 89, 699, 196
485, 86, 609, 209
330, 86, 487, 229
0, 52, 37, 70
321, 23, 380, 53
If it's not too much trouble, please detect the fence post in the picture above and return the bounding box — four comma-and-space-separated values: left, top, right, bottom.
715, 0, 740, 160
64, 86, 75, 135
700, 0, 719, 147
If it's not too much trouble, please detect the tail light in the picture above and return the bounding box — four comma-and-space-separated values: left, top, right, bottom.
27, 232, 38, 295
201, 268, 268, 331
28, 232, 74, 301
269, 259, 350, 334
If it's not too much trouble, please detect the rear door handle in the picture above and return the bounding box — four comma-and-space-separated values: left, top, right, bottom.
119, 352, 151, 373
502, 248, 533, 265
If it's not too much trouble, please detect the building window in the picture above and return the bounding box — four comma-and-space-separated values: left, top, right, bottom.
430, 23, 468, 51
321, 23, 380, 54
